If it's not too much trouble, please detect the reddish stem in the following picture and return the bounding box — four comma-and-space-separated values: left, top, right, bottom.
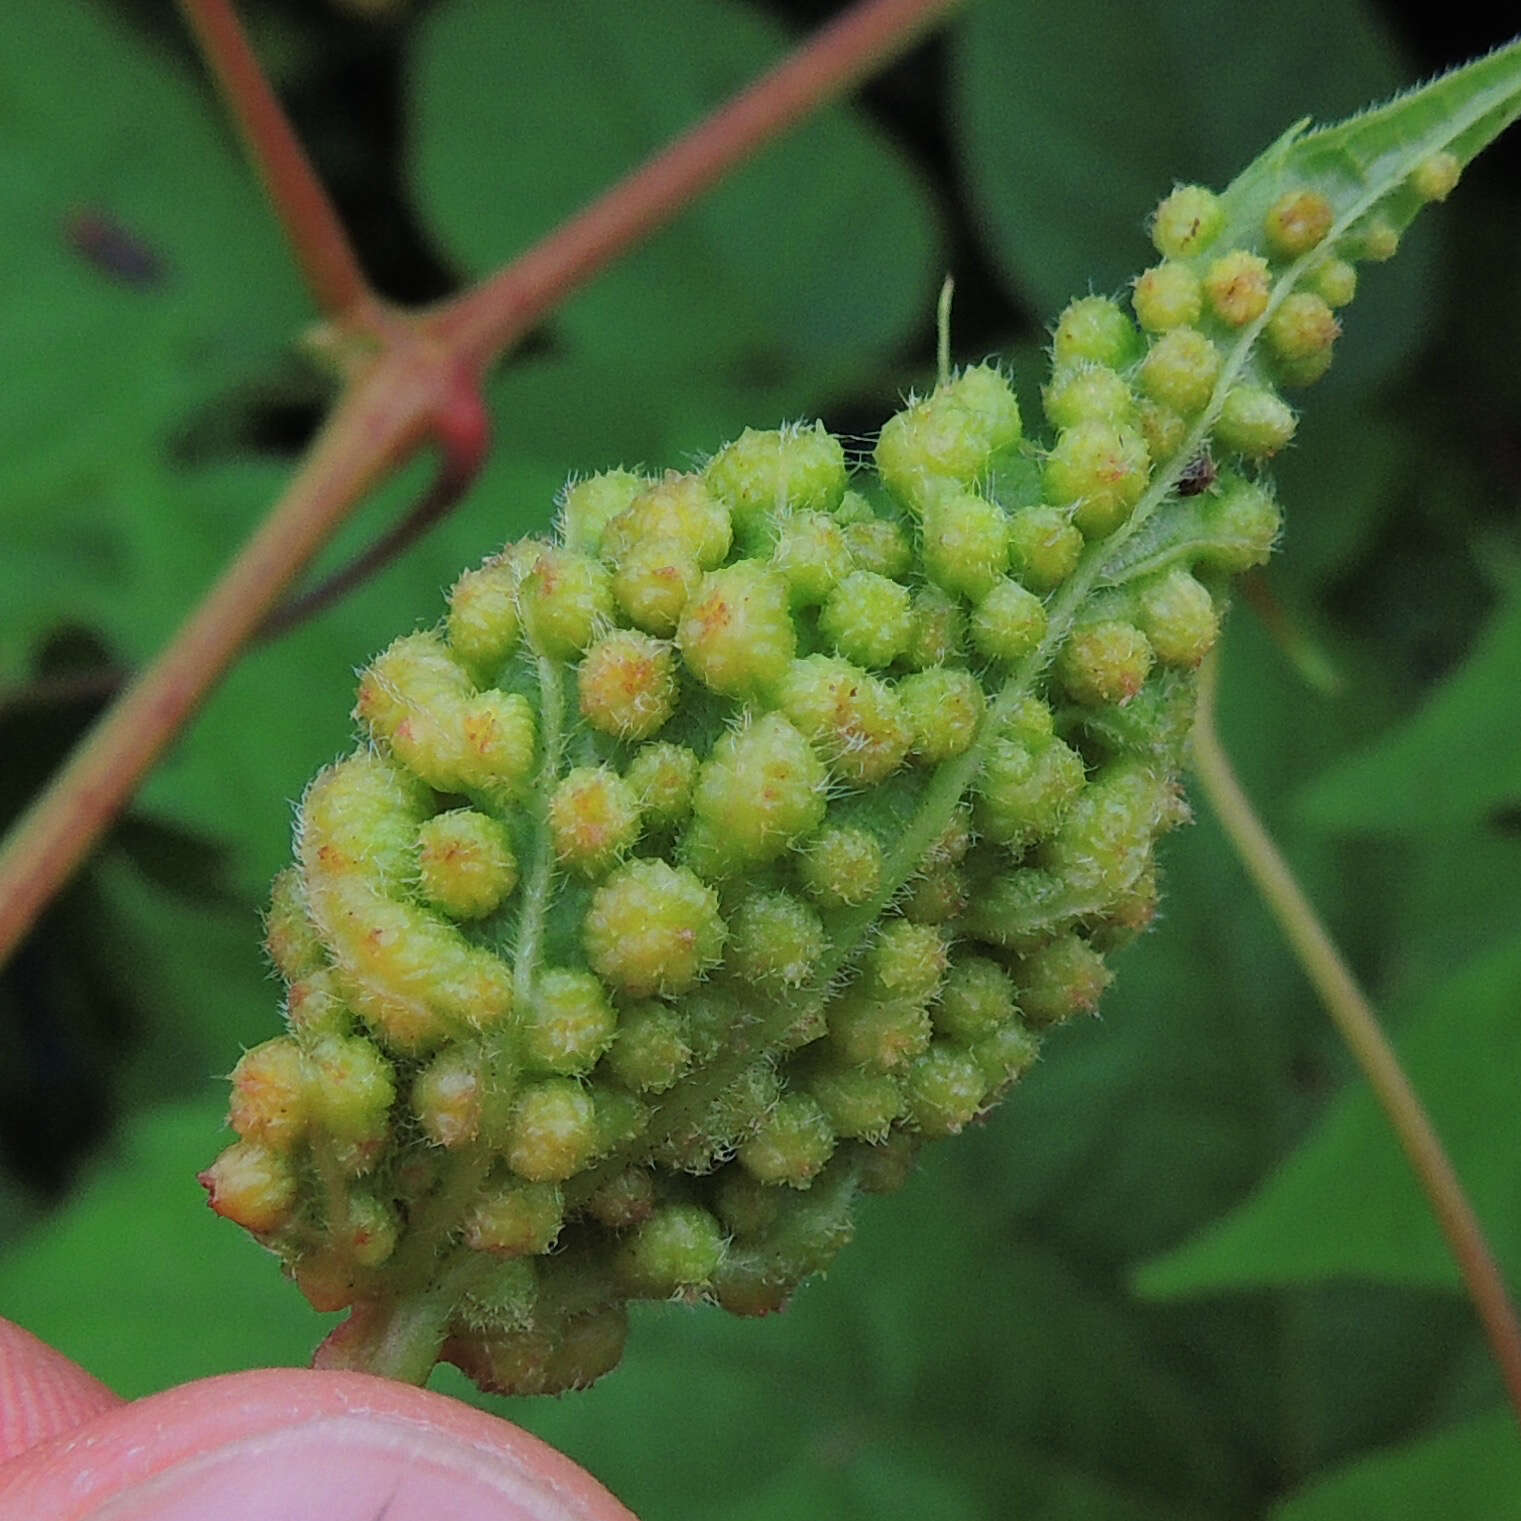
176, 0, 373, 321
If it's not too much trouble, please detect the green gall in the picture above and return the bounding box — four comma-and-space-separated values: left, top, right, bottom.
738, 1092, 837, 1187
1214, 385, 1297, 457
826, 990, 933, 1073
505, 1079, 600, 1183
770, 509, 853, 605
447, 555, 523, 680
1056, 621, 1155, 706
1043, 420, 1152, 537
728, 891, 827, 989
1202, 249, 1272, 326
1051, 295, 1143, 371
797, 825, 886, 908
1150, 183, 1225, 259
903, 584, 967, 668
584, 858, 726, 998
1195, 474, 1281, 571
975, 729, 1086, 849
520, 548, 615, 661
1135, 567, 1220, 667
705, 422, 847, 532
625, 742, 699, 829
1309, 257, 1358, 308
467, 1181, 565, 1256
935, 957, 1018, 1045
228, 1037, 310, 1152
677, 560, 795, 700
818, 570, 912, 669
1007, 506, 1084, 593
601, 470, 732, 571
899, 668, 985, 763
970, 578, 1049, 665
412, 1048, 485, 1149
806, 1068, 902, 1142
522, 970, 617, 1076
1264, 189, 1335, 258
1043, 364, 1135, 429
578, 630, 678, 741
1136, 398, 1190, 465
1138, 327, 1223, 417
559, 468, 646, 555
265, 867, 324, 982
971, 1020, 1041, 1093
685, 713, 828, 876
863, 920, 948, 1008
1411, 150, 1461, 203
586, 1168, 656, 1230
777, 655, 913, 786
903, 1043, 987, 1138
605, 1002, 693, 1094
548, 766, 642, 876
417, 810, 517, 921
1266, 292, 1340, 385
616, 1204, 726, 1297
1014, 934, 1112, 1025
922, 491, 1011, 600
1354, 216, 1400, 261
1131, 262, 1203, 333
841, 515, 914, 580
611, 537, 701, 635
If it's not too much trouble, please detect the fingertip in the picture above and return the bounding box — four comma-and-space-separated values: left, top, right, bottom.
0, 1318, 122, 1462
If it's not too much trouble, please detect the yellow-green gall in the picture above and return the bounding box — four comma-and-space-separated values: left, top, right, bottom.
972, 1020, 1041, 1093
520, 548, 615, 662
1014, 933, 1112, 1025
738, 1093, 836, 1188
228, 1037, 310, 1152
935, 957, 1018, 1045
344, 1194, 400, 1269
770, 509, 852, 605
412, 1047, 485, 1148
606, 1002, 693, 1093
559, 469, 646, 555
903, 584, 967, 668
705, 422, 847, 531
584, 858, 726, 997
284, 970, 349, 1040
625, 742, 699, 829
1007, 506, 1084, 593
523, 969, 618, 1075
900, 864, 967, 925
611, 537, 701, 636
714, 1168, 783, 1238
1355, 216, 1400, 261
1411, 150, 1461, 203
904, 1043, 987, 1138
970, 578, 1048, 665
806, 1068, 901, 1142
874, 364, 1022, 512
728, 891, 826, 989
1051, 296, 1143, 371
1043, 364, 1136, 429
863, 920, 948, 1007
1135, 398, 1190, 464
417, 810, 517, 920
796, 825, 885, 908
307, 1033, 395, 1154
841, 516, 913, 580
616, 1204, 725, 1297
1135, 567, 1220, 667
685, 713, 828, 876
1195, 474, 1281, 571
975, 731, 1085, 849
265, 867, 324, 982
1264, 189, 1335, 258
677, 560, 795, 700
505, 1079, 599, 1183
899, 668, 985, 763
578, 629, 678, 741
818, 571, 912, 669
466, 1181, 565, 1256
1043, 420, 1152, 536
1055, 620, 1154, 705
1214, 385, 1297, 457
199, 1140, 299, 1234
1137, 327, 1223, 417
1310, 257, 1358, 308
447, 555, 524, 679
548, 766, 641, 877
922, 491, 1011, 600
1266, 292, 1340, 385
776, 655, 913, 786
826, 990, 932, 1073
1150, 183, 1224, 259
1132, 262, 1203, 332
601, 470, 732, 571
1203, 249, 1272, 326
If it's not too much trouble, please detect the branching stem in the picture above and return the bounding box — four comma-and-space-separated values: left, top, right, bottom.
1191, 654, 1521, 1428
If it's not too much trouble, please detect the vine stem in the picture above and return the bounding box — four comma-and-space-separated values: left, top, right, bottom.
0, 0, 961, 971
1192, 653, 1521, 1427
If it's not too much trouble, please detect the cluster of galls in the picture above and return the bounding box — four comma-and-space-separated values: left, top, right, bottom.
203, 153, 1460, 1395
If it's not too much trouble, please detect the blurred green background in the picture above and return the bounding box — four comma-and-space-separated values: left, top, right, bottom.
2, 1, 1519, 1515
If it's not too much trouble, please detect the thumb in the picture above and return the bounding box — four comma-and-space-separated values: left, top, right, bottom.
0, 1321, 633, 1521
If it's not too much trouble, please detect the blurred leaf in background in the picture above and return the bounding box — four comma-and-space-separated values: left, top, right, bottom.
2, 1, 1520, 1517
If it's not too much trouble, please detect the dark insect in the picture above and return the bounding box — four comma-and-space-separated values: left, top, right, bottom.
64, 209, 167, 288
1176, 450, 1217, 497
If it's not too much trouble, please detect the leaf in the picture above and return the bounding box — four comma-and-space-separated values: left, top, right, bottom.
0, 1099, 331, 1397
1296, 585, 1521, 835
951, 0, 1439, 390
407, 0, 941, 376
1135, 933, 1521, 1298
1272, 1408, 1521, 1521
0, 3, 303, 681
